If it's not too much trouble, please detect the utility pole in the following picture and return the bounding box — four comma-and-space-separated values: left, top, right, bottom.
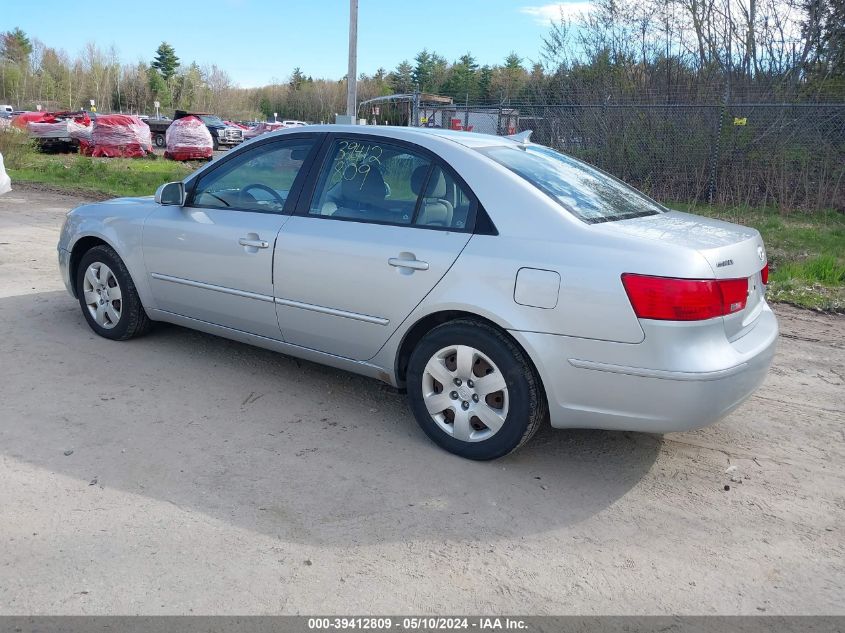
346, 0, 358, 119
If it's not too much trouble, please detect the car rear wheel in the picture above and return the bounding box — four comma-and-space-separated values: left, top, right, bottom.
76, 245, 151, 341
406, 319, 546, 460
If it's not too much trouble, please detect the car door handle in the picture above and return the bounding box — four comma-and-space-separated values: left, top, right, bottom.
238, 237, 269, 249
388, 257, 429, 271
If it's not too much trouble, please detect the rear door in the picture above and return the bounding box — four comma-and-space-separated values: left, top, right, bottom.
273, 134, 477, 360
142, 134, 319, 339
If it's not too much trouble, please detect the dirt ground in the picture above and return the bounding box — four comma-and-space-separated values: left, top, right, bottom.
0, 184, 843, 615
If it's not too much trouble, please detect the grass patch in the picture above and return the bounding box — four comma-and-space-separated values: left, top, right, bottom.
671, 202, 845, 312
6, 151, 197, 198
772, 255, 845, 286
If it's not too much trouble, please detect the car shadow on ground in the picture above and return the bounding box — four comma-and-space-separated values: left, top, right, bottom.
0, 291, 662, 546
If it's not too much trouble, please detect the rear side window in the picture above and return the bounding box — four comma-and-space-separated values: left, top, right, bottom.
411, 164, 472, 230
480, 144, 665, 223
309, 138, 472, 230
310, 139, 429, 225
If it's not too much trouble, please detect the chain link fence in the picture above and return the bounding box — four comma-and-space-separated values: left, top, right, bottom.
414, 102, 845, 212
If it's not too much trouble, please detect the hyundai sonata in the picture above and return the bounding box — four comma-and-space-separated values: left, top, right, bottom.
58, 125, 777, 459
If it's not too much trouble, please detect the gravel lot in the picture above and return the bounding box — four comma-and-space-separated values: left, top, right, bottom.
0, 184, 843, 615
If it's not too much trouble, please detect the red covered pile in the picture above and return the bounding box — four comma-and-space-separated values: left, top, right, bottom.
165, 116, 213, 161
11, 111, 49, 129
70, 120, 94, 155
27, 120, 69, 137
15, 111, 91, 144
91, 114, 152, 158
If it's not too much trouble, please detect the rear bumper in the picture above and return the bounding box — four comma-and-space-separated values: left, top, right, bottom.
512, 305, 778, 433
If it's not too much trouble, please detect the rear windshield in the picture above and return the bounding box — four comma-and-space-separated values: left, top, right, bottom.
480, 144, 665, 223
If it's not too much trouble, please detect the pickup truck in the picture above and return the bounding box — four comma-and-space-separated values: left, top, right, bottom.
145, 111, 244, 150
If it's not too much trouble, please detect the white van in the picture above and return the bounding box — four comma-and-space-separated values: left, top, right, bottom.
0, 105, 13, 115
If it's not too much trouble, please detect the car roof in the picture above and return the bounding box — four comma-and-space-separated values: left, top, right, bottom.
266, 124, 516, 149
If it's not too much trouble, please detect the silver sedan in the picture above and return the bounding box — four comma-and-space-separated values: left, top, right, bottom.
58, 125, 777, 460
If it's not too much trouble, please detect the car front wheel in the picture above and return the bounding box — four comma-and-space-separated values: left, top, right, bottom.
76, 245, 151, 341
406, 320, 546, 460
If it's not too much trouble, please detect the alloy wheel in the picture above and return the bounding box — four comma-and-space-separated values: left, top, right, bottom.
82, 262, 122, 329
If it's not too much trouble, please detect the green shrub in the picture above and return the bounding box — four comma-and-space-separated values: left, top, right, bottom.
0, 127, 36, 169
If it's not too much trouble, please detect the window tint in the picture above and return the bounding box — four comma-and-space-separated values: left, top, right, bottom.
310, 139, 430, 225
481, 144, 664, 223
192, 138, 314, 212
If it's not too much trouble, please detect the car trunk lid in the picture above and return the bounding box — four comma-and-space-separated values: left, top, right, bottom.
603, 211, 768, 339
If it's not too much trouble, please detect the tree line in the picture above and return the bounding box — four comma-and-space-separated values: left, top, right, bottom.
1, 0, 843, 122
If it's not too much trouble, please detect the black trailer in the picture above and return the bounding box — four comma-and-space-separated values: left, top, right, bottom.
145, 117, 171, 148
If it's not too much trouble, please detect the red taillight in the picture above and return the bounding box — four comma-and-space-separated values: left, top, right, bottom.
761, 263, 769, 285
621, 274, 748, 321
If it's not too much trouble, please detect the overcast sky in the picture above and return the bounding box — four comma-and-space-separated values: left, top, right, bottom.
2, 0, 588, 86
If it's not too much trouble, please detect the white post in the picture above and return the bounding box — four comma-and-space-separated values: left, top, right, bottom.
346, 0, 358, 118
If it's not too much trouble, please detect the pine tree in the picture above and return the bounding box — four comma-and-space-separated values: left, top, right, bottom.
389, 60, 414, 93
151, 42, 180, 81
478, 65, 493, 103
444, 52, 480, 100
147, 67, 171, 107
1, 28, 33, 65
412, 49, 433, 90
289, 67, 306, 91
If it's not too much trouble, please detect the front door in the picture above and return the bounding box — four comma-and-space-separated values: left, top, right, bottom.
274, 136, 476, 360
142, 135, 318, 339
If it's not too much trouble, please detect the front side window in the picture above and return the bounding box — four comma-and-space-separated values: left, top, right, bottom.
191, 138, 315, 212
480, 144, 665, 223
310, 138, 473, 230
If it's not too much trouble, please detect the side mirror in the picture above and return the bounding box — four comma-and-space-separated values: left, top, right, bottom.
155, 182, 185, 206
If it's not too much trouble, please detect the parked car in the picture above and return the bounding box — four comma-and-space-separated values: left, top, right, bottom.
0, 104, 13, 115
242, 121, 286, 139
57, 126, 777, 460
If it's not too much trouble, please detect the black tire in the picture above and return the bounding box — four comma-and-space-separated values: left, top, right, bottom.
154, 133, 166, 148
406, 319, 547, 460
212, 137, 220, 151
75, 244, 151, 341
